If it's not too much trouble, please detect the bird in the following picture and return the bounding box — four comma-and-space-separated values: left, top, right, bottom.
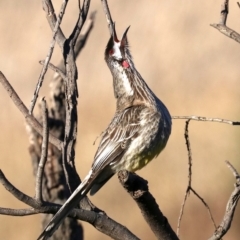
37, 23, 172, 239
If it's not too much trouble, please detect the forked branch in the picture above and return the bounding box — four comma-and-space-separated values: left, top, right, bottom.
210, 0, 240, 44
118, 171, 179, 240
208, 161, 240, 240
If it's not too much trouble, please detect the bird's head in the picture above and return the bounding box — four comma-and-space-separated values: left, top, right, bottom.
105, 23, 131, 69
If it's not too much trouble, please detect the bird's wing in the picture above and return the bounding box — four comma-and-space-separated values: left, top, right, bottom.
88, 105, 144, 195
92, 105, 143, 172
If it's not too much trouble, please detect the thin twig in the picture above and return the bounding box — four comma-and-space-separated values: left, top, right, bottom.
0, 72, 62, 150
51, 11, 96, 80
74, 11, 96, 57
78, 0, 81, 11
225, 160, 240, 179
29, 0, 69, 114
39, 60, 67, 81
219, 0, 229, 25
177, 120, 192, 236
69, 0, 91, 46
101, 0, 114, 34
172, 116, 240, 125
35, 99, 49, 201
0, 170, 41, 208
185, 120, 192, 188
42, 0, 66, 50
0, 208, 42, 216
208, 161, 240, 240
118, 171, 179, 240
177, 120, 216, 236
191, 187, 217, 228
177, 187, 189, 236
210, 0, 240, 44
210, 24, 240, 44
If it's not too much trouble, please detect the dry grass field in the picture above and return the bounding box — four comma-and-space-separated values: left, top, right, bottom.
0, 1, 240, 239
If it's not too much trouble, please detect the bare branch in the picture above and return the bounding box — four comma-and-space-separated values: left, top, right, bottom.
0, 169, 138, 240
42, 0, 66, 49
210, 24, 240, 44
177, 120, 192, 236
69, 0, 91, 46
101, 0, 114, 34
177, 120, 216, 236
0, 207, 42, 216
210, 0, 240, 44
177, 187, 188, 236
39, 60, 67, 81
219, 0, 229, 25
74, 11, 96, 56
172, 116, 240, 125
48, 11, 96, 89
185, 120, 192, 188
59, 0, 91, 195
29, 0, 69, 114
39, 11, 96, 82
208, 161, 240, 240
0, 170, 41, 209
118, 171, 179, 240
35, 99, 49, 201
226, 160, 240, 179
191, 187, 217, 229
0, 72, 62, 150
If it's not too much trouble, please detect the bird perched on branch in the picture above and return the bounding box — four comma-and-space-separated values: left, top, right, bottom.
38, 24, 172, 239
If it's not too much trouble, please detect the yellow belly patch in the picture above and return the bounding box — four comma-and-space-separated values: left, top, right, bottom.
126, 154, 153, 172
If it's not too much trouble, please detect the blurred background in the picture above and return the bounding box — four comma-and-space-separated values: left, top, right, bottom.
0, 0, 240, 239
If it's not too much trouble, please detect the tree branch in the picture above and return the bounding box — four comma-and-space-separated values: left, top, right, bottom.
118, 170, 179, 240
39, 61, 67, 81
42, 0, 66, 50
172, 115, 240, 125
45, 11, 96, 82
210, 0, 240, 44
208, 161, 240, 240
0, 207, 42, 216
0, 170, 41, 209
29, 0, 69, 114
219, 0, 229, 25
60, 0, 91, 195
0, 168, 139, 240
69, 0, 91, 46
35, 99, 49, 201
101, 0, 114, 35
177, 120, 217, 237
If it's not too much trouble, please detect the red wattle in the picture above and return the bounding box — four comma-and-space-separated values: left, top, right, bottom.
122, 60, 130, 68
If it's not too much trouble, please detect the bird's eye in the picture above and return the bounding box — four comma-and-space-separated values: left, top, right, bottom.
109, 49, 114, 55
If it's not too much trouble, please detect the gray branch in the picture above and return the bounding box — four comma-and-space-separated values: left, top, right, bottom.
35, 99, 49, 201
172, 115, 240, 125
210, 0, 240, 44
208, 161, 240, 240
29, 0, 69, 114
118, 170, 179, 240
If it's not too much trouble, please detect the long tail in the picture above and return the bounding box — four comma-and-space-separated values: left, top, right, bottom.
37, 171, 92, 240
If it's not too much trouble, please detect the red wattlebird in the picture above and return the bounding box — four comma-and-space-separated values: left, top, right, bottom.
37, 24, 171, 239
